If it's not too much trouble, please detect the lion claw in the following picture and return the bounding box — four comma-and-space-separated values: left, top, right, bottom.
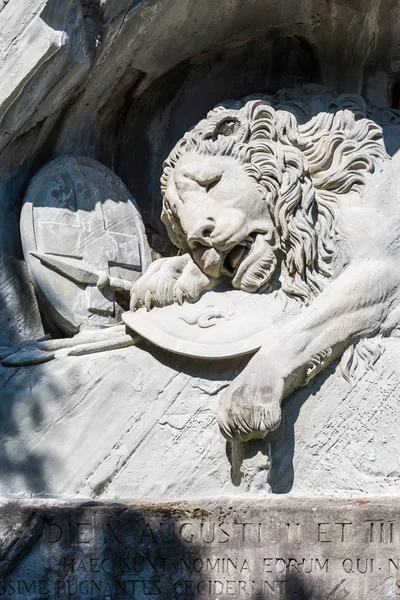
174, 286, 184, 306
130, 292, 138, 312
144, 290, 153, 311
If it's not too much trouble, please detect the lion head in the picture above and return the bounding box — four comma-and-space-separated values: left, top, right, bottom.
160, 85, 388, 303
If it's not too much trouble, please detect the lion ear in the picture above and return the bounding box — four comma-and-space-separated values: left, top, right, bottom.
204, 111, 250, 143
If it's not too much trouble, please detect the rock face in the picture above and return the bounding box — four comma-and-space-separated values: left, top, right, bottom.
5, 3, 400, 599
2, 0, 400, 346
2, 0, 400, 504
1, 337, 400, 498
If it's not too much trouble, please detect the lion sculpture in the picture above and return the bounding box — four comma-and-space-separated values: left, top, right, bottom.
131, 85, 400, 443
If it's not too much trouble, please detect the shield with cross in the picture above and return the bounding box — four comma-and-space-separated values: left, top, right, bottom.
21, 156, 151, 335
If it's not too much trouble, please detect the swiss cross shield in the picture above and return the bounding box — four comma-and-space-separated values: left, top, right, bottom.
21, 156, 151, 335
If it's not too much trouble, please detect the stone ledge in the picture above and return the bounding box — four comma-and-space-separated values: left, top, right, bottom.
0, 497, 399, 598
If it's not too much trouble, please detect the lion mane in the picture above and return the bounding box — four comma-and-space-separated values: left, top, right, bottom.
160, 85, 388, 303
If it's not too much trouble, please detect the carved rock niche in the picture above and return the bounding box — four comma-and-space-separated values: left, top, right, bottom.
3, 2, 400, 597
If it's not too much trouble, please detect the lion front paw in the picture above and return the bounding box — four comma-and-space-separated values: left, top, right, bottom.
130, 254, 216, 311
218, 354, 284, 442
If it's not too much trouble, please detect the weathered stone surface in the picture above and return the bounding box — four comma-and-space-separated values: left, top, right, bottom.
2, 0, 400, 501
0, 498, 399, 599
0, 337, 399, 498
0, 0, 91, 346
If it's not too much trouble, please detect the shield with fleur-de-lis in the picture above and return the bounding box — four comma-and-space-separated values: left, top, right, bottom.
21, 156, 151, 335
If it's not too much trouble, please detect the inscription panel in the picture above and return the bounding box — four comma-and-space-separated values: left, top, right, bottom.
1, 499, 400, 598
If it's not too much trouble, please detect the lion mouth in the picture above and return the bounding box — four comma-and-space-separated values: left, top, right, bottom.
222, 232, 278, 293
222, 234, 257, 276
193, 232, 278, 292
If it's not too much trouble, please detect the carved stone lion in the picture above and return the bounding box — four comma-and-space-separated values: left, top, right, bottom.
131, 85, 400, 442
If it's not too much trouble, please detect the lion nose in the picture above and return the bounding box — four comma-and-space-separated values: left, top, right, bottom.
188, 220, 215, 245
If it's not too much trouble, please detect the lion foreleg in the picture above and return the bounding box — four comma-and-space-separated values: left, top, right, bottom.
275, 259, 399, 378
218, 259, 400, 442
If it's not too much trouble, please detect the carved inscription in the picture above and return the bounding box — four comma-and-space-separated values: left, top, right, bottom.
2, 500, 400, 598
